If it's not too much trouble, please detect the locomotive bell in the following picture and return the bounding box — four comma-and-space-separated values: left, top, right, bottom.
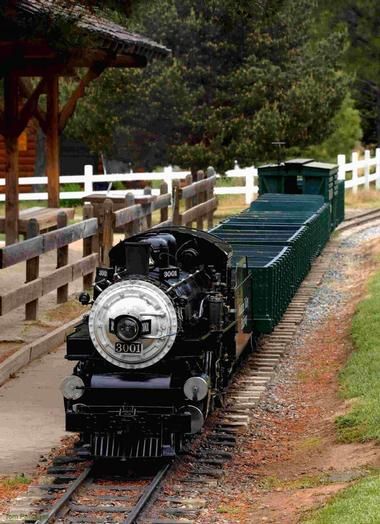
88, 280, 177, 369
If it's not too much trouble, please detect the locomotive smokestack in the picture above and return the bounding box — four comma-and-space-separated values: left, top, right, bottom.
124, 243, 150, 275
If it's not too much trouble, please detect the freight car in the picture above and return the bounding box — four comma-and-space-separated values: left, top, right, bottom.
61, 161, 343, 459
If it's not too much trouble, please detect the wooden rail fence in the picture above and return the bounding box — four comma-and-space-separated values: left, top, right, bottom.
173, 170, 217, 230
0, 169, 218, 319
0, 209, 99, 320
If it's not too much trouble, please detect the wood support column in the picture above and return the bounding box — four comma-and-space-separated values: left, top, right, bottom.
46, 74, 60, 207
4, 74, 19, 245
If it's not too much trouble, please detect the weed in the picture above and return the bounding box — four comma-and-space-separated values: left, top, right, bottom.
0, 474, 31, 489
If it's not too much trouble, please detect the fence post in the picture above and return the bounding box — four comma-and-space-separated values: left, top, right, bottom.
160, 181, 169, 224
352, 151, 359, 194
172, 179, 181, 226
337, 154, 346, 182
25, 218, 40, 320
57, 211, 69, 304
245, 167, 255, 205
124, 192, 135, 238
84, 164, 93, 195
196, 170, 205, 230
83, 203, 95, 290
102, 198, 114, 266
376, 148, 380, 190
184, 174, 193, 227
164, 165, 173, 199
143, 186, 152, 229
206, 167, 215, 230
364, 149, 370, 190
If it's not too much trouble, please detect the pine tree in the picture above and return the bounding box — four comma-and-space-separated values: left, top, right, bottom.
66, 0, 349, 170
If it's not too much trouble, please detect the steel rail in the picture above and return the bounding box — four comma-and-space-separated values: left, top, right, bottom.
337, 209, 380, 232
123, 463, 171, 524
35, 465, 93, 524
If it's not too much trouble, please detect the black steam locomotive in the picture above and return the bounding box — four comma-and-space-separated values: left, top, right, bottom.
62, 227, 252, 459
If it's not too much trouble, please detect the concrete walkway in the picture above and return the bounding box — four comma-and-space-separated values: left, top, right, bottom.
0, 346, 72, 475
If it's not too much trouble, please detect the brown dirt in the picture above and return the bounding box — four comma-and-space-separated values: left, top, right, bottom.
200, 237, 380, 523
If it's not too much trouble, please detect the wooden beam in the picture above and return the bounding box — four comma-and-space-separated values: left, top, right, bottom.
59, 63, 106, 132
3, 73, 19, 245
18, 79, 47, 133
0, 110, 4, 136
46, 74, 60, 208
15, 78, 46, 137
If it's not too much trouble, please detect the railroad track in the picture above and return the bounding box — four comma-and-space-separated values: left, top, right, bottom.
3, 213, 375, 524
1, 458, 170, 524
337, 207, 380, 231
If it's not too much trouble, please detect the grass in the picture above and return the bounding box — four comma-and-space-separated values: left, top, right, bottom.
336, 265, 380, 443
304, 472, 380, 524
345, 187, 380, 209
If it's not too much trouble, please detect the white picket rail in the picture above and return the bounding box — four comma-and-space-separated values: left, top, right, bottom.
0, 163, 259, 205
1, 149, 377, 205
338, 148, 380, 193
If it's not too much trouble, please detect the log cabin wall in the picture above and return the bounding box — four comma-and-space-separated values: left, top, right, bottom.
0, 120, 37, 195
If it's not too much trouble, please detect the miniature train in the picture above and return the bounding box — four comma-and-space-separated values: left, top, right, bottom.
61, 160, 344, 459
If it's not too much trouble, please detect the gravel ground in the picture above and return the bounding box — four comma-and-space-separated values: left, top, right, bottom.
260, 225, 377, 424
193, 223, 380, 523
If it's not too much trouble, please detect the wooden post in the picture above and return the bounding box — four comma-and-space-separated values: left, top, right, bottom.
172, 180, 181, 226
184, 174, 193, 228
124, 193, 135, 238
206, 167, 215, 230
143, 186, 152, 229
57, 211, 68, 304
102, 198, 114, 266
196, 170, 205, 230
364, 149, 370, 190
83, 203, 95, 289
4, 73, 19, 245
25, 218, 40, 320
160, 181, 169, 224
46, 75, 60, 208
352, 151, 359, 194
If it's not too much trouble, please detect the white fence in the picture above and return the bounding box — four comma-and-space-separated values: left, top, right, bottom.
0, 164, 259, 205
338, 148, 380, 193
0, 149, 378, 205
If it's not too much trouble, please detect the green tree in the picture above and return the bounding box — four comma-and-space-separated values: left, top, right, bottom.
319, 0, 380, 144
66, 0, 349, 170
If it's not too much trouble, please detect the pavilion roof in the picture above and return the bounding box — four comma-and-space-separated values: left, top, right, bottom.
3, 0, 170, 61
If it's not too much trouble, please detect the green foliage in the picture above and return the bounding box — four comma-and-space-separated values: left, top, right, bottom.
336, 266, 380, 442
318, 1, 380, 144
304, 473, 380, 523
66, 0, 349, 170
292, 94, 362, 162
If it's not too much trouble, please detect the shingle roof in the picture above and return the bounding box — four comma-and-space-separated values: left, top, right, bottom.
10, 0, 170, 60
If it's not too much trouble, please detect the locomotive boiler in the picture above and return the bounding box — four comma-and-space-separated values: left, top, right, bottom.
61, 227, 252, 459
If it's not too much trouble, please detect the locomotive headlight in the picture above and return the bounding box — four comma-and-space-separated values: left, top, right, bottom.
60, 376, 85, 400
114, 316, 141, 342
184, 376, 209, 402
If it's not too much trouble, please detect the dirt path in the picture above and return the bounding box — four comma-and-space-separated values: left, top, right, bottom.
195, 228, 380, 523
0, 240, 85, 365
0, 345, 72, 476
